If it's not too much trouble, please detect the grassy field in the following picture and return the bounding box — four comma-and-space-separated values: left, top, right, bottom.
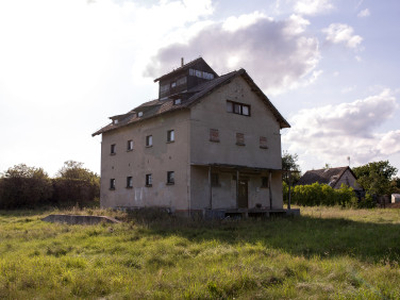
0, 206, 400, 299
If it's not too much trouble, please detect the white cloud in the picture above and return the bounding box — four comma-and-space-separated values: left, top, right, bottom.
293, 0, 334, 15
357, 8, 370, 18
322, 23, 363, 49
283, 89, 399, 167
144, 13, 320, 95
222, 11, 268, 32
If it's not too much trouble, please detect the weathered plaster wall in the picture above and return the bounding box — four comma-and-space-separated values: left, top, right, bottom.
190, 76, 282, 169
189, 76, 283, 209
100, 110, 191, 210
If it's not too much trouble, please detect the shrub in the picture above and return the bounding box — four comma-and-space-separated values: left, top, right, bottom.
0, 164, 53, 209
289, 183, 359, 208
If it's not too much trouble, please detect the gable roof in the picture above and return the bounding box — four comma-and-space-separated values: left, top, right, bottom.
92, 67, 290, 137
153, 57, 218, 83
297, 166, 356, 188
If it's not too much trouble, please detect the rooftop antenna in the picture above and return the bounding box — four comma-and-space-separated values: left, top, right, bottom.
181, 57, 184, 67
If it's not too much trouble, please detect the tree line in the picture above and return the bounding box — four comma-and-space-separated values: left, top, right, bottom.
282, 152, 400, 208
0, 161, 99, 209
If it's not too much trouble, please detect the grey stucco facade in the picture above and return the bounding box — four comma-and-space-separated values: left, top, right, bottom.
93, 58, 290, 216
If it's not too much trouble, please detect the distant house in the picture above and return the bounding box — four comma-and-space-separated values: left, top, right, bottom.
392, 194, 400, 203
92, 57, 292, 217
297, 166, 362, 191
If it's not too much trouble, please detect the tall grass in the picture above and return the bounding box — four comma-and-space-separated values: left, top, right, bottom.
0, 206, 399, 299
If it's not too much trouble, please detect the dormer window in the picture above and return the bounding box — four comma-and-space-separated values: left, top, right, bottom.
137, 111, 143, 117
113, 119, 118, 125
173, 99, 181, 105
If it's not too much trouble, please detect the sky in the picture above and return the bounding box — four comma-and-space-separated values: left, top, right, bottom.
0, 0, 399, 177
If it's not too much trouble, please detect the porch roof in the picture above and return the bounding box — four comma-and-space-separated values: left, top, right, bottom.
191, 163, 283, 174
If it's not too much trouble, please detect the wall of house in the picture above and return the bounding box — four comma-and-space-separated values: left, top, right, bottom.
189, 76, 284, 209
99, 110, 191, 211
334, 169, 362, 190
190, 167, 283, 210
190, 76, 282, 169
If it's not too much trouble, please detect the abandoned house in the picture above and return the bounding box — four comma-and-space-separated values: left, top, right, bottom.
297, 166, 362, 191
92, 57, 291, 217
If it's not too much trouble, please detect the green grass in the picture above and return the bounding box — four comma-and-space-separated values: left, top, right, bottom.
0, 206, 400, 299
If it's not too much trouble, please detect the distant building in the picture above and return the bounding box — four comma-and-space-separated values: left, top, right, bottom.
297, 166, 362, 191
92, 57, 291, 217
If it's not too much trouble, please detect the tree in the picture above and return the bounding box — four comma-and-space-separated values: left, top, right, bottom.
282, 151, 301, 185
352, 161, 398, 196
0, 164, 53, 208
53, 161, 100, 206
57, 160, 97, 181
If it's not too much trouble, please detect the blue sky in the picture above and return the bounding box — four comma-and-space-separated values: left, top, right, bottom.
0, 0, 399, 176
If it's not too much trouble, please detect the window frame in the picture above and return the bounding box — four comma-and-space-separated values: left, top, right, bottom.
126, 176, 133, 188
167, 171, 175, 185
110, 144, 116, 155
127, 140, 134, 151
209, 128, 220, 143
145, 174, 152, 187
236, 132, 245, 146
146, 135, 153, 147
167, 129, 175, 143
259, 136, 268, 149
110, 178, 116, 190
261, 176, 269, 188
226, 100, 251, 117
211, 173, 220, 187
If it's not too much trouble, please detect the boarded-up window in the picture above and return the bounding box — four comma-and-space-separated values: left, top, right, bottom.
259, 136, 268, 149
236, 133, 245, 146
210, 129, 220, 142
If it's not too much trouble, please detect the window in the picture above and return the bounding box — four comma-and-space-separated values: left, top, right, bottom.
110, 144, 116, 155
113, 119, 119, 125
167, 171, 175, 185
236, 133, 245, 146
167, 130, 175, 142
145, 174, 152, 187
173, 98, 182, 105
259, 136, 268, 149
110, 178, 116, 190
127, 140, 134, 151
209, 129, 220, 142
137, 111, 143, 117
146, 135, 153, 147
261, 176, 269, 188
211, 173, 220, 187
177, 77, 187, 86
226, 101, 251, 116
126, 176, 133, 188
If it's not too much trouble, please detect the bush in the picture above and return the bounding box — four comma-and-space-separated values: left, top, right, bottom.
0, 164, 53, 209
288, 182, 360, 208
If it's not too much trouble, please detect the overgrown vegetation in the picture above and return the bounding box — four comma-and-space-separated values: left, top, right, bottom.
0, 161, 99, 209
283, 182, 376, 208
0, 206, 399, 299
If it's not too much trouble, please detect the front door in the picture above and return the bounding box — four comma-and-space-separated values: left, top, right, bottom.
237, 179, 248, 208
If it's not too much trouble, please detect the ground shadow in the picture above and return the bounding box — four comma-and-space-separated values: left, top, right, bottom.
135, 214, 400, 264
